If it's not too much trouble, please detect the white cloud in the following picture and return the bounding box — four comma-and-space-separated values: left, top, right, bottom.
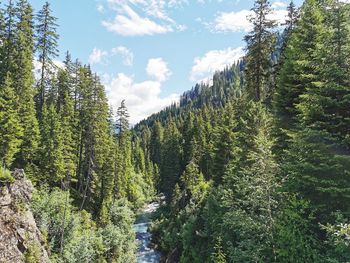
146, 58, 172, 82
190, 47, 244, 82
102, 5, 172, 36
88, 46, 135, 67
104, 73, 178, 124
111, 46, 134, 66
271, 10, 289, 26
212, 9, 252, 33
210, 2, 289, 33
88, 48, 108, 65
271, 1, 287, 9
102, 1, 186, 36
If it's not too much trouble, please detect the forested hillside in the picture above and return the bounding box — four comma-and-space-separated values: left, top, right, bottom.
0, 1, 156, 262
133, 0, 350, 262
0, 0, 349, 262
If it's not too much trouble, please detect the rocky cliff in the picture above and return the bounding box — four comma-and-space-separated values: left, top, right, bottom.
0, 169, 49, 263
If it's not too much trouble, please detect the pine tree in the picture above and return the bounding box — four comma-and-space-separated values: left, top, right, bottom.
160, 119, 182, 200
297, 0, 350, 146
182, 111, 195, 168
180, 161, 210, 205
13, 0, 40, 171
211, 237, 226, 263
39, 103, 65, 185
134, 138, 146, 176
285, 1, 299, 35
0, 3, 5, 42
281, 0, 350, 223
221, 102, 279, 262
0, 0, 18, 80
36, 1, 59, 117
274, 0, 326, 130
274, 195, 321, 262
150, 121, 163, 165
116, 100, 130, 134
0, 73, 23, 167
114, 98, 135, 202
115, 132, 132, 198
212, 102, 241, 184
244, 0, 277, 102
56, 69, 76, 181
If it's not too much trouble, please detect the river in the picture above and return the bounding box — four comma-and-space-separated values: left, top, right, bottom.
133, 202, 162, 263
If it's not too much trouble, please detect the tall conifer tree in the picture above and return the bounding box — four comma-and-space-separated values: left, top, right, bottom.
244, 0, 276, 102
0, 74, 23, 167
13, 0, 40, 171
36, 1, 59, 117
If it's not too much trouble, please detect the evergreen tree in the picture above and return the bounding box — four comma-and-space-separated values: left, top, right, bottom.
39, 103, 65, 185
116, 100, 130, 134
212, 102, 241, 184
244, 0, 277, 102
274, 195, 321, 262
56, 69, 76, 181
297, 0, 350, 146
182, 111, 195, 168
0, 0, 17, 80
13, 0, 40, 171
285, 1, 299, 34
220, 102, 279, 262
0, 74, 23, 167
36, 1, 59, 117
160, 119, 182, 200
279, 0, 350, 223
0, 2, 5, 42
150, 121, 163, 166
274, 0, 326, 131
211, 237, 226, 263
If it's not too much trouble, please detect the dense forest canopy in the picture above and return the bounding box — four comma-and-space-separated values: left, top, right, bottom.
0, 0, 155, 261
0, 0, 349, 262
135, 0, 350, 262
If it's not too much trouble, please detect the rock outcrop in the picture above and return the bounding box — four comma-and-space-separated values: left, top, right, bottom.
0, 169, 49, 263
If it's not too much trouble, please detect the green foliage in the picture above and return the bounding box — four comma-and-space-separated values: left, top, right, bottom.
321, 214, 350, 262
24, 241, 42, 263
0, 2, 157, 262
0, 74, 23, 167
160, 120, 182, 200
283, 130, 350, 221
144, 3, 350, 256
150, 121, 163, 166
39, 103, 65, 184
244, 0, 277, 102
274, 195, 321, 263
0, 166, 14, 183
32, 188, 137, 263
0, 0, 349, 262
274, 0, 326, 126
35, 1, 59, 116
211, 237, 226, 263
13, 0, 40, 172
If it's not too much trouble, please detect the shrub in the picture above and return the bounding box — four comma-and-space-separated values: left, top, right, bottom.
0, 166, 14, 183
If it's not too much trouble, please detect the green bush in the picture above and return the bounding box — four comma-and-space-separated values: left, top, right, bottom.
31, 187, 138, 263
24, 241, 42, 263
0, 166, 14, 183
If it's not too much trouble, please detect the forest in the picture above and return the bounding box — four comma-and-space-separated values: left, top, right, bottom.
0, 0, 349, 262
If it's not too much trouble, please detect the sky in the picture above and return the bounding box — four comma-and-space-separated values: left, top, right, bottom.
30, 0, 305, 124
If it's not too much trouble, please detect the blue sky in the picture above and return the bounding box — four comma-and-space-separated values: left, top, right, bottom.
30, 0, 304, 124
